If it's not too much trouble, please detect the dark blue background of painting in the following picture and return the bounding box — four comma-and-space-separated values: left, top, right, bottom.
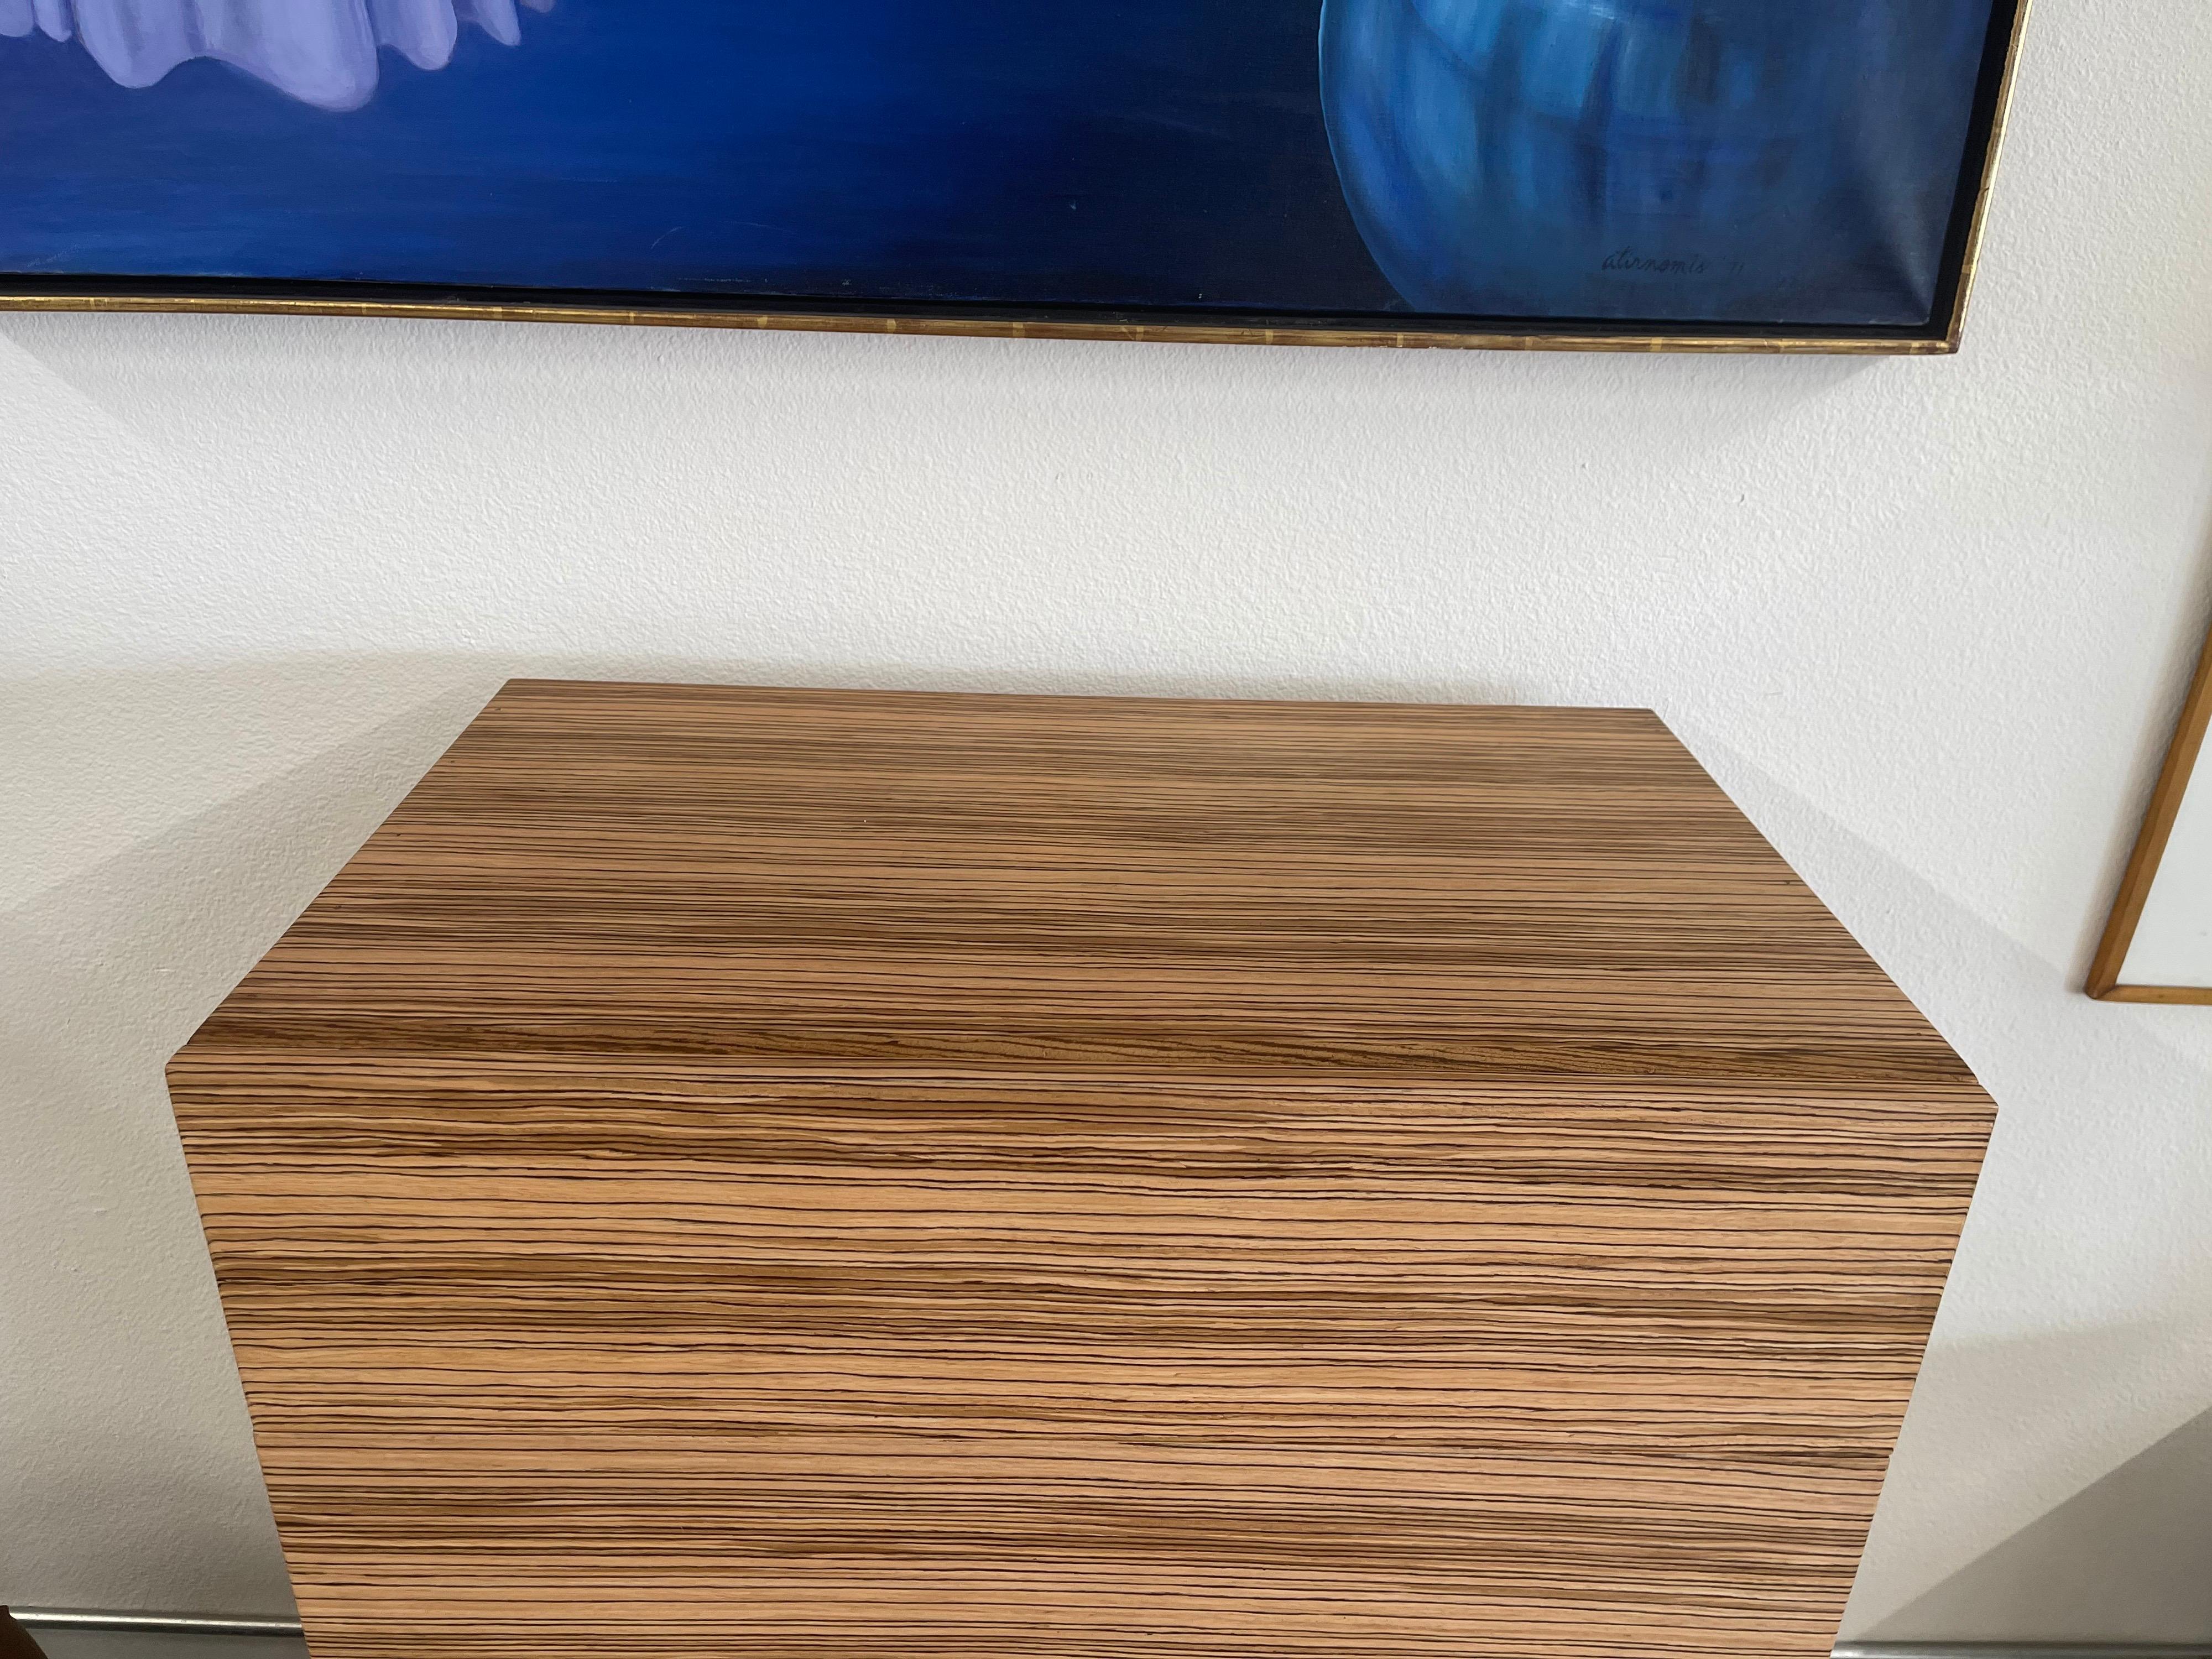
0, 2, 1405, 311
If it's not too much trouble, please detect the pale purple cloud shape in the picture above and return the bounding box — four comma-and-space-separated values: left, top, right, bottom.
0, 0, 552, 110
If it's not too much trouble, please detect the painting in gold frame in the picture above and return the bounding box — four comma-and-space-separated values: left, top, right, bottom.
1, 0, 2029, 352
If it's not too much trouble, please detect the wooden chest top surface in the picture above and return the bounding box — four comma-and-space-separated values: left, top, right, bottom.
182, 680, 1967, 1084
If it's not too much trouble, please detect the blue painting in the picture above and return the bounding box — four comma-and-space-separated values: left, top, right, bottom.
0, 0, 2008, 335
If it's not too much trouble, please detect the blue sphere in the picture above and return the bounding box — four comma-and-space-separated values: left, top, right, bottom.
1319, 0, 1992, 325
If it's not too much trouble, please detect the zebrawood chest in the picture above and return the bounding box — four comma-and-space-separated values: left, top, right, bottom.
168, 681, 1992, 1659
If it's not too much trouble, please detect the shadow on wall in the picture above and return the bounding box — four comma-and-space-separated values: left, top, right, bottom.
0, 656, 500, 1611
1848, 1318, 2212, 1640
1863, 1402, 2212, 1641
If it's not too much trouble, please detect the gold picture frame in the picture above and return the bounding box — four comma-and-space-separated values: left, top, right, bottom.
0, 0, 2032, 355
2089, 619, 2212, 1003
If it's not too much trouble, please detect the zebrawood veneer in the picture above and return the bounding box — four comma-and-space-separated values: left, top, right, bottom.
168, 682, 1994, 1659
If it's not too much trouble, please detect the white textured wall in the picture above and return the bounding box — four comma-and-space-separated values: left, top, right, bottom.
6, 0, 2212, 1637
